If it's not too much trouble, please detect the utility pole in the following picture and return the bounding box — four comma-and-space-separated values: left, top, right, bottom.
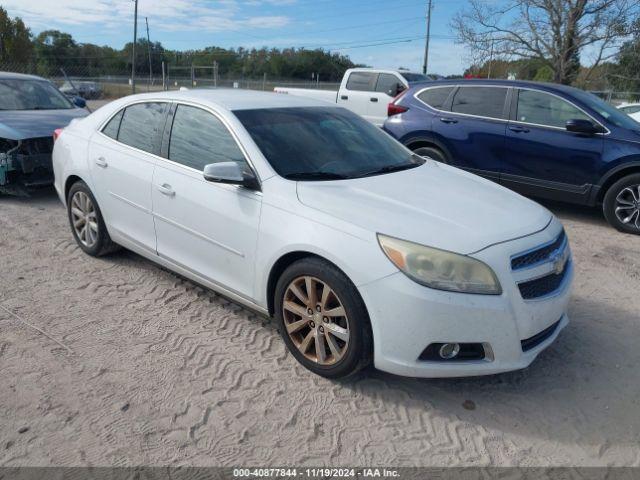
145, 17, 152, 88
422, 0, 433, 75
131, 0, 138, 94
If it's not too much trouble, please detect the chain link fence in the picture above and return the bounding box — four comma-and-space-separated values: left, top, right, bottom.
0, 61, 341, 100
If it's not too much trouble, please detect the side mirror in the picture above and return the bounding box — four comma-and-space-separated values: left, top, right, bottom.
566, 118, 603, 135
73, 96, 86, 108
387, 83, 406, 97
203, 162, 260, 190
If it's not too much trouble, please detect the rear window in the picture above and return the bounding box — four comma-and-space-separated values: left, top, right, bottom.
346, 72, 378, 92
417, 87, 455, 110
117, 102, 166, 154
451, 87, 507, 119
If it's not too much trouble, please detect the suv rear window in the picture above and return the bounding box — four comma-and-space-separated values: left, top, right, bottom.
451, 87, 507, 119
417, 87, 454, 110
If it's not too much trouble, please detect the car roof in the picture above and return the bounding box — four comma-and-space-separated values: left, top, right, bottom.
409, 78, 584, 95
120, 88, 335, 111
0, 71, 48, 81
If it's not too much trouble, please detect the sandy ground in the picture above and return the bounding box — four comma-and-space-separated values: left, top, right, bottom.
0, 189, 639, 468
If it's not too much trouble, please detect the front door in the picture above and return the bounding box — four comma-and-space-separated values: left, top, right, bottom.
502, 89, 604, 203
88, 101, 168, 253
152, 103, 262, 299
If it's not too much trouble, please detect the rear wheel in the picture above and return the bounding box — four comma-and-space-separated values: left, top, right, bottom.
411, 145, 447, 164
67, 180, 120, 256
274, 257, 372, 379
603, 174, 640, 234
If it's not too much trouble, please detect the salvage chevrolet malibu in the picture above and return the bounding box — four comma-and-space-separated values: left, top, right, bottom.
52, 90, 573, 378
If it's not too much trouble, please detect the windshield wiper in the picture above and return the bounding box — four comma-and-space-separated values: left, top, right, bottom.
357, 161, 423, 178
284, 172, 350, 180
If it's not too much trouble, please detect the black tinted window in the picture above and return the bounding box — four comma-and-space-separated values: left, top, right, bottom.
118, 102, 166, 154
376, 74, 401, 95
169, 105, 246, 171
234, 107, 423, 180
346, 72, 377, 91
417, 87, 454, 110
102, 110, 123, 139
517, 90, 590, 128
451, 87, 507, 119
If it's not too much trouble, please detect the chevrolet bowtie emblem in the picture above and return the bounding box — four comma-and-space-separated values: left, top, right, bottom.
551, 248, 569, 275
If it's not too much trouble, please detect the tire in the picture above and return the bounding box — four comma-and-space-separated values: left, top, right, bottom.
67, 180, 120, 256
411, 145, 447, 164
274, 257, 372, 379
603, 173, 640, 235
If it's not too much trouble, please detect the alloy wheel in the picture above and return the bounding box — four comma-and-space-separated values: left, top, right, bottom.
282, 276, 350, 365
70, 191, 99, 248
614, 185, 640, 230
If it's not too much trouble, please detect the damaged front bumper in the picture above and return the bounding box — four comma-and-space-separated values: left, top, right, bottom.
1, 137, 55, 194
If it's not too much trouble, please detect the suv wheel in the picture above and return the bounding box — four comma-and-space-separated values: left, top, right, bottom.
411, 145, 447, 164
603, 173, 640, 234
274, 257, 372, 379
67, 181, 120, 256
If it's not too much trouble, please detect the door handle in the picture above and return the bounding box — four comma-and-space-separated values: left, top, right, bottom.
95, 157, 108, 168
370, 97, 379, 102
439, 117, 458, 124
157, 183, 175, 197
508, 125, 530, 133
340, 95, 348, 100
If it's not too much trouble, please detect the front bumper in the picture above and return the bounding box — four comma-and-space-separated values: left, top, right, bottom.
358, 219, 573, 378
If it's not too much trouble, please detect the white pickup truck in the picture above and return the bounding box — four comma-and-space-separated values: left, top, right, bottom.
274, 68, 430, 126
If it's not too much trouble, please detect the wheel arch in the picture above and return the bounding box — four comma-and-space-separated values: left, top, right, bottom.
64, 174, 86, 202
597, 162, 640, 203
265, 250, 368, 318
403, 136, 451, 160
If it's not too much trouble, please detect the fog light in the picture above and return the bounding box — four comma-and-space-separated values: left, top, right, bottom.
439, 343, 460, 359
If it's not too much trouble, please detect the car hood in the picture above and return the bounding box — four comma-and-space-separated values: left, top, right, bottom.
296, 162, 552, 254
0, 108, 88, 140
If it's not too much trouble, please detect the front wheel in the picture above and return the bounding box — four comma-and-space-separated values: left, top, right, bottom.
274, 258, 372, 379
603, 173, 640, 234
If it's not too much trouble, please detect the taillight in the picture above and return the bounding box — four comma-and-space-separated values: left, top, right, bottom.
388, 103, 409, 117
53, 128, 63, 142
388, 90, 409, 117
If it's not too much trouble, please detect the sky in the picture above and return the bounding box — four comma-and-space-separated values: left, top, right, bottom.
3, 0, 471, 76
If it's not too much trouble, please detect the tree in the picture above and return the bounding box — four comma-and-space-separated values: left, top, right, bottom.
0, 7, 33, 67
452, 0, 640, 85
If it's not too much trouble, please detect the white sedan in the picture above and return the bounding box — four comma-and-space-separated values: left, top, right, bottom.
52, 89, 573, 378
618, 103, 640, 122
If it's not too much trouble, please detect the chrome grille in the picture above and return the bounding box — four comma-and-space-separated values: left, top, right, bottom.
511, 230, 566, 270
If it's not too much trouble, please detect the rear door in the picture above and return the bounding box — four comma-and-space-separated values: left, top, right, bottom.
430, 85, 509, 180
502, 88, 604, 203
337, 71, 378, 123
152, 103, 262, 299
88, 101, 168, 253
368, 73, 405, 126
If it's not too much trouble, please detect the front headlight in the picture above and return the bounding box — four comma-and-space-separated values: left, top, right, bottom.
377, 234, 502, 295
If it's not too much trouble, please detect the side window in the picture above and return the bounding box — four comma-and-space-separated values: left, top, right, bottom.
346, 72, 378, 92
417, 87, 455, 110
118, 102, 167, 154
451, 87, 507, 119
101, 109, 124, 139
169, 105, 246, 171
517, 90, 590, 128
375, 74, 402, 95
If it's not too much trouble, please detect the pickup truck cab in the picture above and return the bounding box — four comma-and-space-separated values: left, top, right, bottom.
275, 68, 430, 126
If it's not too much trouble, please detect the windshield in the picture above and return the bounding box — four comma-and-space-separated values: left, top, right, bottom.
572, 89, 640, 129
234, 107, 424, 181
0, 79, 74, 111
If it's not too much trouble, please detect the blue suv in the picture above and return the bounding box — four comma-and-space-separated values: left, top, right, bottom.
383, 79, 640, 234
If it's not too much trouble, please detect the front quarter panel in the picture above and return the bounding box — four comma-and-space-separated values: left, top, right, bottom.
254, 178, 397, 309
